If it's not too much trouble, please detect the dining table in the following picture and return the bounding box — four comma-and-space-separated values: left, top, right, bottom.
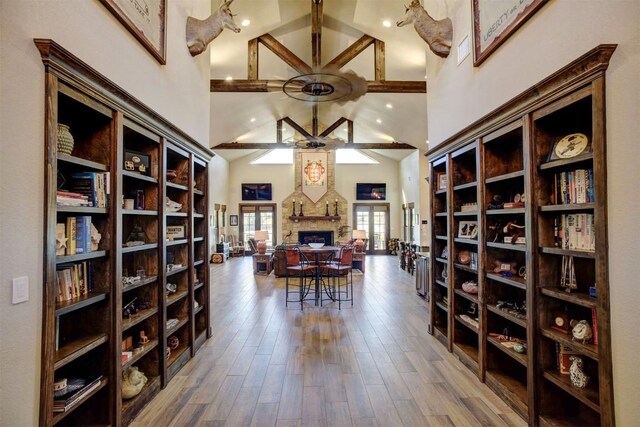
298, 245, 340, 305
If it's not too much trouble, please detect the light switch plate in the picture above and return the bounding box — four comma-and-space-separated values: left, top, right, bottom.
12, 276, 29, 304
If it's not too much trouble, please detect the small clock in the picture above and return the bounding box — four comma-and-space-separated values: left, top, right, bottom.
548, 133, 591, 161
551, 309, 570, 334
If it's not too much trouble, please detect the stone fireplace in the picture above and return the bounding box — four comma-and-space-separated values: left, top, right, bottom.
298, 230, 334, 246
281, 150, 349, 244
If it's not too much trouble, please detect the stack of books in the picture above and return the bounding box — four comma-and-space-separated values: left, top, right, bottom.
56, 190, 90, 207
53, 375, 103, 413
55, 261, 93, 302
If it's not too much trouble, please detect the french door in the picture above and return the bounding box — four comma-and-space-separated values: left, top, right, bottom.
239, 204, 277, 248
353, 203, 390, 255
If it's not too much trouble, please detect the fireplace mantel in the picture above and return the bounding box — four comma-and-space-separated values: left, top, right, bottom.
289, 215, 341, 222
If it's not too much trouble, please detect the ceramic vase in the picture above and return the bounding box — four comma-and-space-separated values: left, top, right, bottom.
56, 124, 74, 155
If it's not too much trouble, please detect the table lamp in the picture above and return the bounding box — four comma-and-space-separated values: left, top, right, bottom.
254, 230, 269, 254
352, 230, 366, 252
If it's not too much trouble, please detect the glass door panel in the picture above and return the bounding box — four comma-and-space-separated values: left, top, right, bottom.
353, 203, 390, 255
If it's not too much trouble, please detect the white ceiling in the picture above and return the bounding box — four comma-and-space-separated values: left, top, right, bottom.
208, 0, 431, 161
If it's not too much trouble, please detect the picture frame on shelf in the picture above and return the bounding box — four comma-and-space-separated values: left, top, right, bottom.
547, 133, 592, 162
166, 225, 185, 240
437, 172, 447, 190
123, 150, 150, 176
98, 0, 167, 64
229, 215, 238, 226
458, 221, 478, 239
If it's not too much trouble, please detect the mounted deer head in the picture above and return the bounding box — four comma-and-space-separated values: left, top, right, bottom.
397, 0, 452, 58
186, 0, 241, 57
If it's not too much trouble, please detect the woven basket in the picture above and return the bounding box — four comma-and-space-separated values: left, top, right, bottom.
56, 124, 74, 155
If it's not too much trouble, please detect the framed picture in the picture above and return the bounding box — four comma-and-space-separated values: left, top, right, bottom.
99, 0, 167, 64
229, 215, 238, 226
124, 150, 150, 176
472, 0, 549, 66
547, 133, 592, 162
437, 172, 447, 190
166, 225, 185, 240
458, 221, 478, 239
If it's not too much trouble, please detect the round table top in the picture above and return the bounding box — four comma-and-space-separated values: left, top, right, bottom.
298, 245, 339, 253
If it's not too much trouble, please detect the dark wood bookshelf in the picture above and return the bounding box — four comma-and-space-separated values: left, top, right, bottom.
166, 289, 189, 306
37, 39, 212, 427
455, 314, 479, 332
426, 45, 616, 425
166, 265, 188, 277
435, 257, 448, 264
166, 238, 188, 247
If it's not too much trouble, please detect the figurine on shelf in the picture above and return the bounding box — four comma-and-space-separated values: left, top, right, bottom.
503, 221, 526, 245
487, 194, 504, 210
486, 220, 504, 243
461, 280, 478, 294
569, 356, 590, 389
168, 335, 180, 350
561, 255, 578, 293
570, 319, 593, 344
493, 260, 518, 276
166, 197, 183, 212
122, 366, 147, 399
124, 222, 147, 247
91, 223, 102, 251
139, 330, 150, 345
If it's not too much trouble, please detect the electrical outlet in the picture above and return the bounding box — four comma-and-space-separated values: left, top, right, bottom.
12, 276, 29, 304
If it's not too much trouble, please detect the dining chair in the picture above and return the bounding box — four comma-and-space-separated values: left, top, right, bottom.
321, 245, 354, 309
285, 246, 315, 310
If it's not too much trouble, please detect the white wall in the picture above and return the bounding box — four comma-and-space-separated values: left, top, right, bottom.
0, 1, 211, 424
426, 0, 640, 423
226, 150, 403, 242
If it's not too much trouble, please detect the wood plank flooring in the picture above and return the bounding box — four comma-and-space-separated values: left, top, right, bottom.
132, 256, 525, 427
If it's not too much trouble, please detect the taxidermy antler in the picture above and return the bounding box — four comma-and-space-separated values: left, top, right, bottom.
186, 0, 241, 57
396, 0, 452, 58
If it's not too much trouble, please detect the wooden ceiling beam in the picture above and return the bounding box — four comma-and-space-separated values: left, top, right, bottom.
374, 40, 385, 81
248, 38, 259, 80
212, 142, 416, 150
282, 117, 313, 138
211, 79, 426, 93
257, 34, 312, 75
324, 35, 375, 70
311, 0, 323, 69
320, 117, 348, 137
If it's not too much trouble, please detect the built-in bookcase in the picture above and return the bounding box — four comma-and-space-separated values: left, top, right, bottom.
426, 45, 616, 425
37, 39, 212, 427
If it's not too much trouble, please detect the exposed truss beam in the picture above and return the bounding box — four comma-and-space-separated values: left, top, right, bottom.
324, 35, 375, 70
211, 79, 426, 93
320, 117, 348, 137
257, 34, 312, 75
311, 0, 323, 69
212, 142, 417, 150
282, 117, 313, 138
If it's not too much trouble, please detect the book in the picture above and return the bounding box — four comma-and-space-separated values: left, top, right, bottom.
66, 217, 77, 255
558, 344, 579, 374
56, 223, 66, 256
592, 307, 599, 345
53, 375, 103, 412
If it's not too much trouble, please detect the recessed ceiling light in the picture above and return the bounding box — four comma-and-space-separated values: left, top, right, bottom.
382, 20, 391, 28
282, 128, 287, 132
376, 119, 382, 124
343, 128, 348, 132
250, 118, 256, 122
225, 76, 233, 81
241, 19, 250, 27
385, 103, 393, 109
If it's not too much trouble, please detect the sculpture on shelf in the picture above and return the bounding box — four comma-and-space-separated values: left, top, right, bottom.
186, 0, 241, 57
569, 356, 590, 389
122, 366, 147, 399
166, 197, 183, 212
125, 222, 147, 247
90, 223, 101, 251
570, 319, 593, 344
396, 0, 452, 58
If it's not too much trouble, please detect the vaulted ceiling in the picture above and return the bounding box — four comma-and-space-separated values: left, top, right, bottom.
208, 0, 431, 161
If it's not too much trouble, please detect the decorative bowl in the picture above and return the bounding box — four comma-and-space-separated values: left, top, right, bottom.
308, 243, 325, 249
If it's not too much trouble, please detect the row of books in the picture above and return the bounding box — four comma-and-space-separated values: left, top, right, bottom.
57, 216, 93, 256
58, 172, 110, 208
553, 214, 595, 252
552, 168, 594, 204
55, 261, 93, 303
53, 375, 103, 412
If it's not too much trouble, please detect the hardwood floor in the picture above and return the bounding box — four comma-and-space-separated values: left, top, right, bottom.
132, 256, 525, 427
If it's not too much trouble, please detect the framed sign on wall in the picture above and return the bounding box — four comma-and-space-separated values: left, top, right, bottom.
99, 0, 167, 64
472, 0, 549, 66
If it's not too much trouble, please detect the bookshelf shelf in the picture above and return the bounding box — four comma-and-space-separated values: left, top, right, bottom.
55, 292, 108, 316
454, 211, 478, 217
57, 206, 108, 214
122, 275, 158, 293
166, 317, 189, 336
539, 154, 593, 171
54, 333, 108, 370
487, 336, 528, 367
540, 288, 596, 308
166, 212, 188, 217
193, 212, 204, 218
435, 235, 448, 241
435, 301, 448, 312
121, 338, 159, 371
540, 247, 595, 259
539, 203, 595, 212
122, 170, 158, 184
56, 250, 107, 264
542, 371, 600, 412
166, 265, 188, 277
454, 238, 478, 245
123, 209, 158, 216
435, 212, 448, 217
453, 181, 477, 191
435, 279, 448, 288
121, 243, 158, 254
193, 189, 204, 196
485, 170, 524, 184
454, 314, 479, 332
486, 241, 526, 252
194, 281, 204, 290
486, 208, 525, 215
166, 239, 188, 247
122, 307, 159, 331
487, 304, 527, 328
166, 289, 189, 307
486, 273, 527, 290
435, 257, 448, 264
540, 328, 599, 361
52, 378, 109, 424
194, 260, 204, 267
453, 263, 477, 273
454, 289, 479, 304
58, 153, 108, 171
166, 182, 188, 191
